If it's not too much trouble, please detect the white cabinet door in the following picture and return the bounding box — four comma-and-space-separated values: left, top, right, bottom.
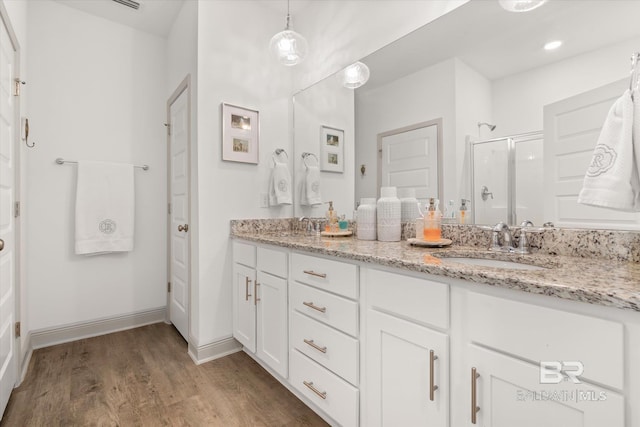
366, 310, 448, 427
256, 271, 288, 378
466, 344, 624, 427
233, 263, 256, 353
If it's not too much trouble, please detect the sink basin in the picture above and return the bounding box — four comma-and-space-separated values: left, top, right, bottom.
441, 257, 547, 271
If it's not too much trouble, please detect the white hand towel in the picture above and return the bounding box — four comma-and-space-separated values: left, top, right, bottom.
303, 165, 322, 206
268, 161, 292, 206
633, 88, 640, 209
75, 161, 135, 255
578, 90, 639, 211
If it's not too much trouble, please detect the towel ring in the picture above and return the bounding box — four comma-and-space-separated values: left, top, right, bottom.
272, 148, 288, 166
302, 152, 319, 169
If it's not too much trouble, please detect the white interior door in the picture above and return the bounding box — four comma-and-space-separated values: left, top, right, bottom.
379, 120, 441, 200
0, 6, 18, 417
168, 79, 190, 341
544, 78, 640, 229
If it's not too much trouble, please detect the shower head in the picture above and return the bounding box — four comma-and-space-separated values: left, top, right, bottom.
478, 122, 496, 131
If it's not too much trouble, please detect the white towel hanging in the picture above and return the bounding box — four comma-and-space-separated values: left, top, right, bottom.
75, 161, 135, 255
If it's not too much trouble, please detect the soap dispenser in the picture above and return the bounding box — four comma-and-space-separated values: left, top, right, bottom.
325, 201, 338, 232
459, 199, 470, 224
423, 197, 442, 242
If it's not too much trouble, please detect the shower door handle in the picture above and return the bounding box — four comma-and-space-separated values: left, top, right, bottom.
178, 224, 189, 232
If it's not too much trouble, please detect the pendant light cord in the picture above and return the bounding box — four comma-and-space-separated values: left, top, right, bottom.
285, 0, 291, 30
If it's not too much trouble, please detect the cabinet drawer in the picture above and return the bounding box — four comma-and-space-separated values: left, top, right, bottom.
291, 282, 358, 337
468, 292, 624, 389
257, 246, 288, 278
291, 311, 358, 386
290, 349, 359, 427
233, 241, 256, 268
292, 253, 358, 299
365, 268, 449, 330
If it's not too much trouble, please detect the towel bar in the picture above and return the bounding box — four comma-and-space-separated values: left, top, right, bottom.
55, 157, 149, 171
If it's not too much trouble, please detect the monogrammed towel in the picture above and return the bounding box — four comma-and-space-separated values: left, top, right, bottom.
578, 90, 640, 211
75, 161, 135, 255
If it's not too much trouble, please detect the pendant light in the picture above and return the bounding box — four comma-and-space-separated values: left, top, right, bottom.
342, 62, 370, 89
269, 0, 308, 66
498, 0, 547, 12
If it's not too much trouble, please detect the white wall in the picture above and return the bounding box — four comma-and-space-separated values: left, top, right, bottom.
453, 58, 492, 203
355, 59, 456, 204
26, 0, 167, 331
492, 37, 640, 137
293, 76, 355, 218
195, 0, 294, 346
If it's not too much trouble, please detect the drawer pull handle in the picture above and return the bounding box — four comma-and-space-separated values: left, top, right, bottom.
245, 277, 252, 301
303, 339, 327, 354
303, 270, 327, 279
429, 350, 439, 401
303, 380, 327, 400
471, 367, 480, 424
302, 301, 327, 313
254, 281, 260, 305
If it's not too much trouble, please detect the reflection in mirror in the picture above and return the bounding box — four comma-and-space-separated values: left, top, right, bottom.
293, 0, 640, 229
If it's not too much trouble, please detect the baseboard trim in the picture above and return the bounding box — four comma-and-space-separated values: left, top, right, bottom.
188, 336, 242, 365
31, 307, 167, 350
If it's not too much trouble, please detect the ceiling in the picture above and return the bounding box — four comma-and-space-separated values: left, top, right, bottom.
363, 0, 640, 88
54, 0, 184, 37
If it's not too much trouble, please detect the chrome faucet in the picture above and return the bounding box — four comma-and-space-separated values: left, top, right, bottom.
490, 221, 513, 252
298, 216, 312, 233
517, 220, 534, 254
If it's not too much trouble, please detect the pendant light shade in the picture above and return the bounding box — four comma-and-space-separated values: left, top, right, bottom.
270, 1, 308, 66
342, 62, 370, 89
499, 0, 547, 12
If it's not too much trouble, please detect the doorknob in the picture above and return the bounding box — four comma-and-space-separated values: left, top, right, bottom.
0, 239, 3, 251
177, 224, 189, 232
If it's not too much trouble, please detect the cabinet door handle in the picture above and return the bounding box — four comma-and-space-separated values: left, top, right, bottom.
303, 339, 327, 354
429, 350, 439, 401
303, 381, 327, 400
245, 277, 252, 301
303, 270, 327, 278
302, 301, 326, 313
254, 281, 260, 305
471, 367, 480, 424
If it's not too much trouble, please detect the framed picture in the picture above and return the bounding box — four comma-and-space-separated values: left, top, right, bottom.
320, 125, 344, 173
222, 103, 259, 164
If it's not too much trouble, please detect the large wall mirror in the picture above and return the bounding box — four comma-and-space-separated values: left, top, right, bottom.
293, 0, 640, 230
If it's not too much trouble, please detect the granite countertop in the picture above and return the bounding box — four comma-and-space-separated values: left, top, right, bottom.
231, 231, 640, 313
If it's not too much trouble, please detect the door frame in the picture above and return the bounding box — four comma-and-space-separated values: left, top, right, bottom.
0, 0, 23, 389
376, 118, 443, 200
166, 75, 192, 343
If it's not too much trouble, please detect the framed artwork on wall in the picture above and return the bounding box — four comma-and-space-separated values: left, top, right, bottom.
222, 103, 259, 164
320, 125, 344, 173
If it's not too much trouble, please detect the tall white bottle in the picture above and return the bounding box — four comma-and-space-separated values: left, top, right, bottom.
377, 187, 401, 241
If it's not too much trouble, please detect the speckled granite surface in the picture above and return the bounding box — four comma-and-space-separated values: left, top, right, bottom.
230, 220, 640, 312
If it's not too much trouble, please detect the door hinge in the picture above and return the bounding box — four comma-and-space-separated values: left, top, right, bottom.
168, 203, 172, 215
164, 123, 171, 136
14, 201, 20, 218
13, 78, 22, 97
168, 282, 171, 293
15, 322, 21, 338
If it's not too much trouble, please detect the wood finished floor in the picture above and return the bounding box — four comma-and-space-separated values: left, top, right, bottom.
1, 323, 328, 426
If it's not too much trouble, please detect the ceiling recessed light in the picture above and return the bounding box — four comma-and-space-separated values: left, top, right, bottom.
544, 40, 563, 51
499, 0, 547, 13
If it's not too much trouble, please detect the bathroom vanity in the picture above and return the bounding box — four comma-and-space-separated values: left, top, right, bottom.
231, 222, 640, 427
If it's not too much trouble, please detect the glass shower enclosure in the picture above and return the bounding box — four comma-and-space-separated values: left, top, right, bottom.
470, 131, 543, 226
